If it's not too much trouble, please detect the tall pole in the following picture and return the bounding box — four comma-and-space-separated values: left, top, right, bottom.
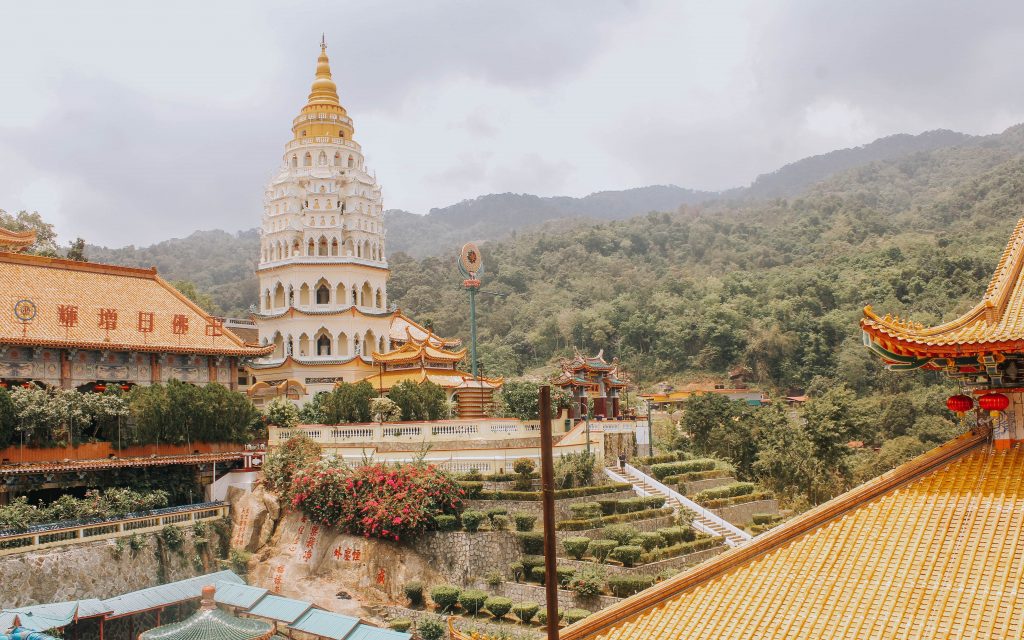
468, 284, 479, 379
539, 385, 559, 640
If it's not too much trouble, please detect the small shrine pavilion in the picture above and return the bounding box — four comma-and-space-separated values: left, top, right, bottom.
862, 217, 1024, 449
139, 586, 273, 640
554, 350, 628, 420
361, 330, 503, 418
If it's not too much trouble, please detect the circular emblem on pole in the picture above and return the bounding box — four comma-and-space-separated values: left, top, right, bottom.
460, 242, 483, 276
13, 299, 36, 322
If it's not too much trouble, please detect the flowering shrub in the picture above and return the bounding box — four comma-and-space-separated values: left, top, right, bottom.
291, 462, 464, 541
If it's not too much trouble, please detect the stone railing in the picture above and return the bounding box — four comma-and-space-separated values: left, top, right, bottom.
0, 501, 229, 556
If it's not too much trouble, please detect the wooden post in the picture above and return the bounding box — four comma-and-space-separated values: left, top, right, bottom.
539, 385, 559, 640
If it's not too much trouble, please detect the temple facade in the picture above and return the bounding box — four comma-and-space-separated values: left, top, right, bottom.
555, 350, 628, 420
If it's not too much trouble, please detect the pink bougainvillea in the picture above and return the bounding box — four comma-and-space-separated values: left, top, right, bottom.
291, 462, 464, 541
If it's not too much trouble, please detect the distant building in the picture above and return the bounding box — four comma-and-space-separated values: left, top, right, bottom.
554, 350, 629, 420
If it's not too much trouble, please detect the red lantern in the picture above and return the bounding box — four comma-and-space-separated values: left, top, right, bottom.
94, 384, 107, 393
120, 384, 131, 392
946, 394, 974, 417
978, 392, 1010, 417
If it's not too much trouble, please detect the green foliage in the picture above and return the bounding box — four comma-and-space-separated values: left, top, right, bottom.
569, 502, 602, 519
263, 396, 300, 429
564, 609, 592, 625
434, 514, 459, 531
126, 381, 258, 445
650, 458, 717, 480
387, 380, 446, 421
520, 555, 545, 577
0, 209, 57, 255
458, 481, 483, 498
494, 381, 571, 420
321, 381, 376, 423
537, 608, 559, 625
694, 482, 756, 503
9, 386, 130, 447
602, 524, 639, 546
404, 581, 424, 606
0, 488, 169, 531
516, 531, 544, 554
485, 507, 509, 520
461, 510, 486, 532
554, 451, 596, 489
458, 589, 488, 615
562, 536, 591, 559
657, 526, 693, 545
170, 280, 218, 313
416, 616, 445, 640
369, 397, 402, 422
475, 483, 631, 501
512, 457, 535, 490
262, 435, 322, 497
566, 565, 605, 596
512, 511, 537, 532
512, 601, 540, 624
587, 538, 618, 562
491, 514, 510, 531
633, 531, 666, 551
0, 388, 17, 448
556, 507, 672, 531
508, 561, 525, 582
388, 619, 412, 633
158, 524, 185, 552
484, 596, 513, 618
610, 545, 643, 567
607, 575, 655, 597
641, 536, 724, 563
429, 585, 461, 612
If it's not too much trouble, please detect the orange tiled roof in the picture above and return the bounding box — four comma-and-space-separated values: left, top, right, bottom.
0, 228, 36, 251
371, 339, 467, 365
0, 252, 273, 357
862, 217, 1024, 356
556, 428, 1024, 640
390, 312, 461, 348
357, 368, 502, 391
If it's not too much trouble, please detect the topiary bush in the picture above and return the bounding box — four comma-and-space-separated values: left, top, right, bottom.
657, 526, 687, 545
459, 589, 488, 615
569, 501, 603, 519
388, 619, 412, 632
486, 507, 509, 521
563, 536, 591, 560
752, 513, 777, 525
607, 575, 656, 597
614, 497, 648, 514
596, 498, 619, 515
650, 459, 716, 480
512, 601, 540, 624
556, 566, 577, 587
509, 561, 525, 582
417, 616, 444, 640
517, 530, 545, 554
610, 545, 643, 567
461, 510, 486, 532
530, 566, 546, 585
537, 608, 561, 625
434, 514, 459, 531
491, 514, 510, 531
603, 523, 639, 545
404, 580, 423, 606
430, 585, 461, 612
458, 481, 484, 498
484, 596, 513, 619
513, 457, 536, 490
564, 608, 592, 625
520, 554, 545, 576
694, 482, 756, 503
643, 495, 667, 510
566, 566, 604, 597
587, 538, 618, 562
634, 531, 666, 551
512, 511, 537, 532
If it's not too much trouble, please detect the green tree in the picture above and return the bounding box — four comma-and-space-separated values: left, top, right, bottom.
802, 385, 862, 473
328, 380, 376, 423
388, 380, 446, 421
66, 237, 87, 261
494, 381, 570, 420
170, 280, 219, 314
264, 396, 300, 429
0, 209, 58, 255
0, 387, 17, 448
677, 393, 749, 453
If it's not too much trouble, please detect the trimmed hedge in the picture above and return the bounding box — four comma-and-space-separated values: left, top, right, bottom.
633, 531, 666, 551
603, 524, 639, 545
512, 511, 537, 532
434, 514, 459, 531
512, 601, 539, 624
491, 514, 510, 531
634, 451, 688, 466
476, 483, 632, 501
458, 481, 484, 498
509, 561, 525, 582
663, 468, 732, 484
608, 575, 655, 597
430, 585, 460, 611
587, 538, 618, 561
570, 502, 603, 519
701, 491, 773, 509
615, 496, 666, 514
404, 581, 423, 606
389, 619, 412, 632
752, 513, 778, 525
650, 459, 717, 480
610, 545, 643, 567
694, 482, 756, 502
417, 617, 444, 640
537, 608, 560, 625
556, 566, 576, 587
459, 589, 488, 615
656, 526, 692, 545
641, 536, 724, 563
564, 608, 592, 625
461, 510, 486, 532
484, 596, 513, 618
555, 507, 673, 531
517, 531, 545, 554
563, 536, 591, 559
521, 555, 545, 576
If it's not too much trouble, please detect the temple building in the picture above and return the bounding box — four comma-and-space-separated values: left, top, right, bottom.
484, 219, 1024, 640
555, 350, 628, 420
248, 41, 467, 406
0, 231, 271, 392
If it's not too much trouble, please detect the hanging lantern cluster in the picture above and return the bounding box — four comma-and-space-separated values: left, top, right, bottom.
978, 392, 1010, 418
946, 394, 974, 417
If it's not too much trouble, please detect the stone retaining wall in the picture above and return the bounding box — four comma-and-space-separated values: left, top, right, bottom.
494, 581, 622, 612
556, 545, 726, 576
554, 514, 677, 545
411, 531, 522, 585
714, 498, 779, 526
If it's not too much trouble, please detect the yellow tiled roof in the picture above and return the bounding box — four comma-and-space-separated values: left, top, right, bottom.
371, 340, 467, 365
862, 217, 1024, 355
0, 252, 272, 357
561, 429, 1024, 640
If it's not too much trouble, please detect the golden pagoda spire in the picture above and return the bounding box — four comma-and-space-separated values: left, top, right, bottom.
307, 37, 340, 107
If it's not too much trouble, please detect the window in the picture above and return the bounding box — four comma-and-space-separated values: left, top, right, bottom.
317, 335, 331, 356
316, 285, 329, 304
301, 130, 307, 137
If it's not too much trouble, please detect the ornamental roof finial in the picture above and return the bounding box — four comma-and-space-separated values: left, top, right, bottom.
307, 36, 340, 107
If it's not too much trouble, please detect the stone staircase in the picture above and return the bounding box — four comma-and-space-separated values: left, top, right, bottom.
608, 465, 751, 547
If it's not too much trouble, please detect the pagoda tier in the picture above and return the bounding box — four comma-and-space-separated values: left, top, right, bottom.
862, 217, 1024, 447
0, 227, 36, 252
554, 349, 628, 420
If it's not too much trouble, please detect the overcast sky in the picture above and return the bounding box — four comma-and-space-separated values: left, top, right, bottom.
2, 1, 1024, 247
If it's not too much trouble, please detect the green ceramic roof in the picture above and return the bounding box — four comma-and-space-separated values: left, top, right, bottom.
288, 609, 359, 640
245, 596, 310, 624
212, 583, 267, 610
102, 571, 244, 618
139, 607, 271, 640
0, 602, 78, 631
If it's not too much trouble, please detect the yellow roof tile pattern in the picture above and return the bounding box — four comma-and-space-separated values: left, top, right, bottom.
862, 217, 1024, 354
0, 252, 273, 356
564, 432, 1024, 640
371, 340, 467, 365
